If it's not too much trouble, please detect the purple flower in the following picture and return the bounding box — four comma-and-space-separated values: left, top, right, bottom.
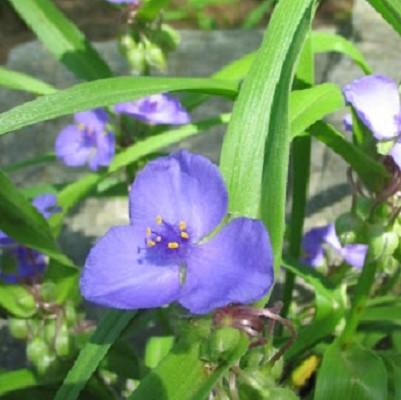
55, 109, 115, 171
302, 224, 367, 269
114, 94, 191, 126
343, 75, 401, 168
343, 113, 353, 132
32, 193, 62, 219
81, 151, 274, 314
0, 194, 61, 283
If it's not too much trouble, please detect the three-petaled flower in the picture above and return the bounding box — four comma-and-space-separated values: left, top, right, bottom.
0, 194, 61, 283
55, 109, 115, 171
115, 94, 191, 126
302, 224, 367, 269
81, 151, 274, 314
343, 74, 401, 169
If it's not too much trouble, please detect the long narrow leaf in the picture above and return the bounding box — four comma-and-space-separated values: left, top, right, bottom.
0, 77, 238, 137
8, 0, 112, 81
365, 0, 401, 37
0, 67, 56, 95
55, 310, 136, 400
0, 169, 75, 268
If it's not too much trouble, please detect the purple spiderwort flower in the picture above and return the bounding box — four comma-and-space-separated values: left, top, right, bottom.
302, 224, 367, 269
114, 94, 191, 126
343, 75, 401, 168
0, 194, 61, 283
55, 109, 115, 171
81, 151, 274, 315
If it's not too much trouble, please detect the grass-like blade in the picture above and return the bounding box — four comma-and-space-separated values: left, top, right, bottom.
55, 310, 136, 400
129, 334, 248, 400
366, 0, 401, 37
310, 121, 390, 192
0, 169, 75, 268
219, 0, 315, 274
310, 31, 372, 74
8, 0, 112, 81
0, 67, 56, 95
314, 343, 388, 400
0, 77, 238, 137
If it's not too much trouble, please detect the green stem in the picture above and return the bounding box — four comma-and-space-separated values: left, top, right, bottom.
282, 32, 314, 319
340, 258, 379, 345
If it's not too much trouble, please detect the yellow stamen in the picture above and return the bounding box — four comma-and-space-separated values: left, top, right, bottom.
77, 123, 85, 131
156, 215, 163, 225
180, 231, 189, 240
146, 227, 152, 237
147, 240, 156, 247
167, 242, 179, 249
179, 220, 187, 231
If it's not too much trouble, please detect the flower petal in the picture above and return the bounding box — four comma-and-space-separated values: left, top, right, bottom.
88, 131, 115, 171
341, 244, 368, 269
115, 94, 190, 126
80, 225, 181, 309
32, 193, 61, 219
178, 218, 274, 315
55, 125, 91, 168
129, 150, 228, 241
302, 224, 341, 267
343, 75, 401, 140
74, 109, 108, 131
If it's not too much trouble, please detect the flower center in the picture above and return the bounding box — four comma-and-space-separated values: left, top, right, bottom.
144, 215, 191, 261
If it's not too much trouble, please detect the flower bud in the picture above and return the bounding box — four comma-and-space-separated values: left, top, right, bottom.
367, 224, 399, 261
336, 212, 364, 244
144, 40, 167, 72
8, 318, 29, 340
17, 292, 36, 315
44, 319, 56, 344
119, 34, 146, 74
27, 337, 49, 366
203, 327, 242, 363
55, 322, 71, 357
153, 24, 181, 53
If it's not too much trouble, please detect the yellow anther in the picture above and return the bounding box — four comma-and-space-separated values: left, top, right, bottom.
146, 227, 152, 237
156, 215, 163, 225
147, 240, 156, 247
167, 242, 179, 249
179, 220, 187, 231
180, 231, 189, 240
77, 123, 85, 131
156, 236, 162, 242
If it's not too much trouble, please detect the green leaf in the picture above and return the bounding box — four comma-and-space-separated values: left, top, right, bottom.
0, 169, 75, 268
242, 0, 277, 29
310, 32, 372, 74
144, 336, 175, 369
0, 67, 56, 95
365, 0, 401, 37
50, 114, 230, 234
361, 304, 401, 325
314, 343, 388, 400
0, 285, 36, 317
220, 0, 315, 275
310, 121, 390, 193
138, 0, 169, 21
290, 83, 345, 137
55, 310, 136, 400
380, 352, 401, 400
282, 258, 344, 360
8, 0, 112, 81
0, 77, 238, 137
129, 333, 248, 400
0, 369, 55, 397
